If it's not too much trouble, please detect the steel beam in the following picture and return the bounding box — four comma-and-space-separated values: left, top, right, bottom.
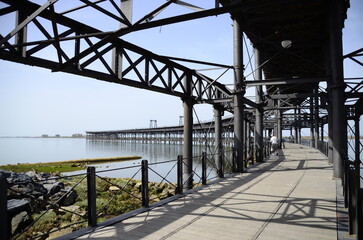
244, 76, 328, 87
267, 93, 325, 99
233, 18, 245, 173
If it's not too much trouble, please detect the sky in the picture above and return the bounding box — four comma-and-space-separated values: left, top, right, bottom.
0, 0, 362, 137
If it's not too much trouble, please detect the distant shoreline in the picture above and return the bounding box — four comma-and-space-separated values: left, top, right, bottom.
0, 136, 86, 139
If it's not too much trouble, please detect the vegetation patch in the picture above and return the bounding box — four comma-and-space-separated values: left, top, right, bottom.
0, 156, 142, 173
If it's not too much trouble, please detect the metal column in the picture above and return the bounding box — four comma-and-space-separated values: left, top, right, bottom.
310, 96, 315, 148
277, 109, 282, 147
314, 87, 320, 147
329, 0, 347, 178
254, 48, 264, 162
294, 108, 298, 143
112, 0, 133, 79
297, 106, 301, 144
214, 104, 224, 178
233, 18, 245, 172
183, 74, 193, 190
354, 116, 361, 240
15, 9, 27, 57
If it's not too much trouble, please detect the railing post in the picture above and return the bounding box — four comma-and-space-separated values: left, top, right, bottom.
176, 155, 184, 195
177, 155, 184, 194
141, 160, 149, 207
219, 149, 224, 178
202, 152, 207, 185
232, 147, 236, 172
87, 167, 97, 227
0, 176, 8, 240
348, 165, 357, 235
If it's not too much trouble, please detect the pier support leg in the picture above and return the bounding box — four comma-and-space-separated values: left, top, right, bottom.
254, 49, 263, 163
314, 87, 319, 148
233, 18, 245, 173
214, 104, 224, 178
277, 109, 282, 148
310, 96, 315, 148
182, 74, 193, 189
329, 0, 347, 179
297, 106, 301, 144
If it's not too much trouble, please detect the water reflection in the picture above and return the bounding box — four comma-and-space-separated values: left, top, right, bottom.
71, 141, 212, 182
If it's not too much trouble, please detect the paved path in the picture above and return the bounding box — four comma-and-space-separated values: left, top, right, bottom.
77, 143, 337, 240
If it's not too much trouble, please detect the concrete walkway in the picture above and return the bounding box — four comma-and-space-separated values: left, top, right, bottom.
77, 143, 337, 240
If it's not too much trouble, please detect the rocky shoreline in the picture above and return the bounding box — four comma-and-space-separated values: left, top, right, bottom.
1, 169, 175, 239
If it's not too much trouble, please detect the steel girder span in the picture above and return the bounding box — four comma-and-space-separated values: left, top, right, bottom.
0, 0, 232, 102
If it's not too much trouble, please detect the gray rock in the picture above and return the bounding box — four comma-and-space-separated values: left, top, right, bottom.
43, 181, 64, 195
11, 211, 31, 235
60, 188, 78, 206
8, 172, 32, 184
49, 188, 78, 206
0, 169, 12, 179
12, 182, 48, 197
7, 199, 31, 216
25, 170, 38, 179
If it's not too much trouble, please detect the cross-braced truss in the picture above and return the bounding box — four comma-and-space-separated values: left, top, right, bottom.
0, 0, 237, 102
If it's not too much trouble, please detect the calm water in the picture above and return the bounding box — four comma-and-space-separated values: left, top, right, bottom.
0, 138, 216, 181
0, 137, 361, 182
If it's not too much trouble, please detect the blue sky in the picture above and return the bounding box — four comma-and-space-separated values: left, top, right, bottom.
0, 0, 362, 137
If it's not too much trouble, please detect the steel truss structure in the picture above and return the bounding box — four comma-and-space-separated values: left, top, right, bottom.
0, 0, 363, 239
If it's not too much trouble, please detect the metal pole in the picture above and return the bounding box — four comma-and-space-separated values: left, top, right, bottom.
183, 73, 193, 189
329, 0, 347, 178
202, 152, 207, 185
314, 87, 319, 148
112, 0, 133, 79
244, 118, 248, 168
328, 101, 334, 164
214, 104, 224, 178
354, 116, 361, 239
254, 48, 264, 162
141, 160, 149, 207
177, 155, 183, 194
297, 106, 301, 144
310, 96, 315, 148
294, 108, 298, 143
15, 9, 27, 57
87, 167, 97, 227
233, 18, 245, 173
277, 109, 282, 148
0, 176, 8, 239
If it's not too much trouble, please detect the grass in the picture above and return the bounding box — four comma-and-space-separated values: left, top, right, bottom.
15, 175, 176, 240
0, 156, 142, 173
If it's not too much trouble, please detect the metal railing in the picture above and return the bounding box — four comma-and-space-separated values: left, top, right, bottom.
307, 138, 362, 239
1, 149, 240, 239
317, 140, 329, 156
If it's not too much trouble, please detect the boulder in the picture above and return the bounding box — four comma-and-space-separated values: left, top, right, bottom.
50, 187, 78, 206
43, 182, 64, 195
24, 170, 38, 179
11, 211, 31, 235
7, 172, 32, 184
61, 188, 78, 206
0, 169, 12, 179
7, 199, 31, 216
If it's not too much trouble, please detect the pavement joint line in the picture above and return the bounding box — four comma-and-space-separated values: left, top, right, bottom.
159, 153, 287, 239
250, 149, 309, 240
